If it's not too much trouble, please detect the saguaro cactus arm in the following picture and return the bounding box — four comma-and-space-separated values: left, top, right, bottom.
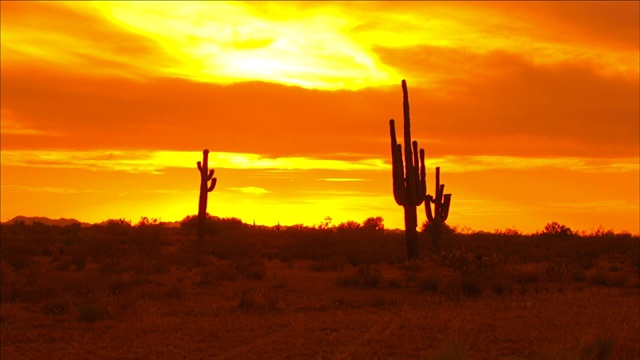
425, 194, 435, 222
208, 176, 217, 192
390, 120, 407, 206
441, 194, 451, 222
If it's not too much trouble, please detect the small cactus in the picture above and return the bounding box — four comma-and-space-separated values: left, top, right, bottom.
196, 149, 217, 247
425, 166, 451, 249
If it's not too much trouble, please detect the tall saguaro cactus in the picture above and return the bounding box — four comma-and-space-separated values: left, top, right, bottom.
196, 149, 217, 247
390, 80, 427, 260
425, 166, 451, 249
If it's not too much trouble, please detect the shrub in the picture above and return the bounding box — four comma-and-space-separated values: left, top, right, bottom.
199, 263, 239, 285
3, 248, 32, 272
511, 265, 542, 285
70, 251, 88, 271
418, 274, 440, 293
232, 258, 267, 280
439, 279, 464, 300
236, 287, 279, 312
580, 337, 614, 360
541, 222, 573, 237
588, 268, 627, 287
78, 302, 108, 323
166, 284, 185, 299
98, 258, 127, 274
490, 281, 507, 295
337, 264, 383, 288
309, 256, 347, 272
460, 275, 484, 297
571, 267, 588, 282
358, 264, 383, 287
42, 298, 71, 316
108, 278, 129, 296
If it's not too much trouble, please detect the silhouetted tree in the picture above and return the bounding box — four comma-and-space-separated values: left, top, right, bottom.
337, 220, 362, 231
542, 221, 572, 238
389, 80, 427, 260
362, 216, 384, 231
196, 149, 217, 247
317, 216, 333, 230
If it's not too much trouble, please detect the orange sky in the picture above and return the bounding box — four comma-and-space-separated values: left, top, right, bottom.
1, 1, 638, 234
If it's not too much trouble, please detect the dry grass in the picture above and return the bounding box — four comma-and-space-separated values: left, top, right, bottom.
0, 222, 638, 358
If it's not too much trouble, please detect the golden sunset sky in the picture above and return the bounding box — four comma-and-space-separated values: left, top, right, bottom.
1, 1, 638, 233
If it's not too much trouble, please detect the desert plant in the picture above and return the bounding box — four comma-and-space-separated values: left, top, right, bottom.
580, 337, 614, 360
338, 264, 383, 288
418, 273, 441, 292
231, 257, 267, 280
200, 261, 239, 283
425, 166, 452, 250
196, 149, 217, 248
236, 287, 279, 311
166, 283, 185, 299
541, 221, 573, 238
362, 216, 384, 231
389, 80, 427, 260
460, 274, 484, 297
78, 302, 108, 323
357, 264, 383, 287
42, 298, 72, 316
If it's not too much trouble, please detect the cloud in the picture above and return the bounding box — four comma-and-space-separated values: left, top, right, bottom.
229, 187, 270, 195
0, 150, 390, 174
6, 2, 635, 91
432, 156, 638, 174
356, 2, 638, 80
4, 60, 637, 162
0, 2, 170, 79
2, 149, 634, 176
1, 119, 48, 136
1, 185, 95, 194
380, 50, 639, 158
319, 178, 369, 182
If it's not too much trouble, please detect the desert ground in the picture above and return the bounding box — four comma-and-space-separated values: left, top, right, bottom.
1, 219, 638, 359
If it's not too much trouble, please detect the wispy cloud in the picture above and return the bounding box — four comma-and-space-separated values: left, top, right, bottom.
2, 150, 635, 174
0, 150, 390, 174
319, 178, 369, 182
0, 110, 59, 136
229, 186, 270, 195
1, 185, 95, 194
430, 156, 638, 174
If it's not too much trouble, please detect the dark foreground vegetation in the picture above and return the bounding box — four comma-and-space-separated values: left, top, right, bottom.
1, 217, 639, 359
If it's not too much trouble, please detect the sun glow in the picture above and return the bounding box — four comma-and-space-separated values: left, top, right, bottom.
86, 1, 400, 90
1, 2, 638, 233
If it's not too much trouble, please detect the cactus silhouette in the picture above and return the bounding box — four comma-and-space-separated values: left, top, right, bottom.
389, 80, 427, 260
425, 166, 451, 250
196, 149, 217, 247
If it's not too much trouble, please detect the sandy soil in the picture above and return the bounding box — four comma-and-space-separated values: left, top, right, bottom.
2, 259, 638, 359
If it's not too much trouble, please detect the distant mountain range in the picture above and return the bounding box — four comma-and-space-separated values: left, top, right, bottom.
3, 216, 92, 227
2, 216, 184, 228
